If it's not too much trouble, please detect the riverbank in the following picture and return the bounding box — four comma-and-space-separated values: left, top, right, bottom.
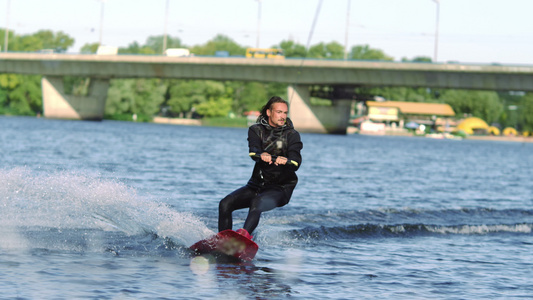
348, 126, 533, 143
153, 117, 533, 143
152, 116, 248, 128
8, 115, 531, 143
465, 135, 533, 143
152, 116, 202, 126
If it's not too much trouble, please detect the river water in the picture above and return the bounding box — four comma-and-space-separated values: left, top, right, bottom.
1, 116, 532, 299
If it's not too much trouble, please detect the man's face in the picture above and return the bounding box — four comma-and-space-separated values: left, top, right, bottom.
267, 102, 288, 127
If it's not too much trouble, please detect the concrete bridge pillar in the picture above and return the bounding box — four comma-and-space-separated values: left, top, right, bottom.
42, 76, 109, 120
287, 84, 351, 134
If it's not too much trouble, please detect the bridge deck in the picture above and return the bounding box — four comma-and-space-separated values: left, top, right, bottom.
1, 53, 532, 91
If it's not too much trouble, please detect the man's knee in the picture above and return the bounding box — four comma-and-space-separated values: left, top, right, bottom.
250, 195, 280, 213
219, 196, 233, 213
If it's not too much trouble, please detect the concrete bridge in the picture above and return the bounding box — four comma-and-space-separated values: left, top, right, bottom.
1, 52, 533, 133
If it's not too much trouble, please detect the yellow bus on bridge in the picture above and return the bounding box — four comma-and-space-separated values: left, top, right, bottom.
245, 48, 285, 59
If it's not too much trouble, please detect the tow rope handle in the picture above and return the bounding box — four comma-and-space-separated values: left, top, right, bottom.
249, 152, 299, 167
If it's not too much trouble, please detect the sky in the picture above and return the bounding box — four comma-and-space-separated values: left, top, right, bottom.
2, 0, 532, 65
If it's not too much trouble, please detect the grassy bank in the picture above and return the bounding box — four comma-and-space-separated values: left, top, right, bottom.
201, 117, 249, 128
105, 114, 249, 128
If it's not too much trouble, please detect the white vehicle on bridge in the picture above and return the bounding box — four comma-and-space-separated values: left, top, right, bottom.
164, 48, 190, 57
96, 46, 118, 55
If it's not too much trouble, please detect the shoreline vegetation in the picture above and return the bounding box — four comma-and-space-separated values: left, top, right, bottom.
3, 114, 530, 143
151, 115, 533, 143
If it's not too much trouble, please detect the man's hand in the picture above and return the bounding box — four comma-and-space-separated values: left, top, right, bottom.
260, 152, 287, 166
274, 156, 288, 166
260, 152, 272, 164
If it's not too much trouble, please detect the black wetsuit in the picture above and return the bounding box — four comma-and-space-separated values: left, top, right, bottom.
218, 117, 303, 234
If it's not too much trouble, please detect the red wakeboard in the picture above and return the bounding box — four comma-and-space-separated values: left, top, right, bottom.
189, 229, 258, 261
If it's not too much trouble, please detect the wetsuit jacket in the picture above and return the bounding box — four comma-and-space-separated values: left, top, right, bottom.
247, 117, 303, 202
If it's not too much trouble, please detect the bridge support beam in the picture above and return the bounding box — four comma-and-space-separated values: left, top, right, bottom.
287, 85, 351, 134
42, 76, 109, 120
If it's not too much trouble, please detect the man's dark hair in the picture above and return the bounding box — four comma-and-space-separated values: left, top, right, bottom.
259, 96, 288, 120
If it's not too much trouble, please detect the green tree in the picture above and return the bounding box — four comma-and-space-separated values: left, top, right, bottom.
2, 75, 42, 115
519, 93, 533, 132
133, 78, 167, 115
277, 40, 307, 58
167, 80, 203, 116
497, 91, 524, 128
234, 82, 268, 114
105, 79, 136, 115
365, 86, 436, 102
190, 34, 246, 56
146, 35, 184, 54
402, 56, 432, 63
265, 82, 288, 101
9, 34, 41, 52
442, 90, 503, 123
0, 74, 21, 114
350, 44, 393, 61
196, 96, 232, 117
80, 43, 100, 54
0, 88, 8, 111
9, 30, 74, 52
0, 74, 20, 90
106, 78, 166, 119
119, 41, 156, 54
308, 41, 344, 59
227, 81, 287, 115
34, 30, 74, 52
166, 80, 229, 117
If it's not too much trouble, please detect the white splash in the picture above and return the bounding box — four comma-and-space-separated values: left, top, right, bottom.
0, 167, 213, 251
428, 223, 532, 235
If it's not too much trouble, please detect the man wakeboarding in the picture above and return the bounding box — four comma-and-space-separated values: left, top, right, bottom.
190, 96, 303, 261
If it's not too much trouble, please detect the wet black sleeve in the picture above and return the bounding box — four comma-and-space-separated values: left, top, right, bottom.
286, 130, 303, 171
248, 126, 262, 162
